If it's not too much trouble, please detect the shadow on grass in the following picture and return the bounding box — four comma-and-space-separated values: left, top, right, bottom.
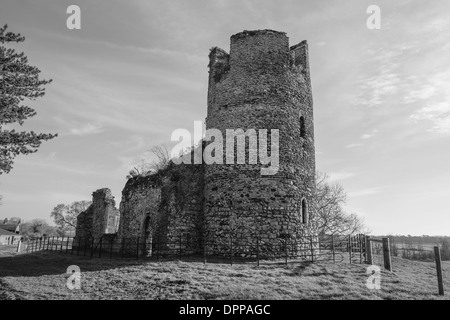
0, 249, 330, 278
0, 251, 148, 277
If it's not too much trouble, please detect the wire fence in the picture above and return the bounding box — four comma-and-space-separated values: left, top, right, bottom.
18, 233, 448, 296
22, 233, 368, 266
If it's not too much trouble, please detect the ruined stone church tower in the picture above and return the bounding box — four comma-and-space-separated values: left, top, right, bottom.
204, 30, 316, 247
75, 30, 316, 256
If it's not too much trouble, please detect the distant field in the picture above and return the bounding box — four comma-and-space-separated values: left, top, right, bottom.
0, 250, 449, 300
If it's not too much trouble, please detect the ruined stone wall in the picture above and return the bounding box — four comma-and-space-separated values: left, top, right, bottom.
118, 162, 204, 255
204, 30, 317, 251
92, 188, 120, 237
74, 206, 94, 239
118, 174, 162, 238
75, 188, 120, 240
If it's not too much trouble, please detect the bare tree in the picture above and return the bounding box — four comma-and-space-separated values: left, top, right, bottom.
20, 219, 57, 239
126, 145, 171, 179
50, 200, 91, 236
149, 145, 170, 172
311, 171, 366, 236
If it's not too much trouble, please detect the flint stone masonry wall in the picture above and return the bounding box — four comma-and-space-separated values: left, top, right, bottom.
204, 30, 317, 249
118, 162, 204, 255
75, 188, 119, 240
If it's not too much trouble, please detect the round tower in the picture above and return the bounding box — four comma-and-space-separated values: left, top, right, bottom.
204, 30, 316, 254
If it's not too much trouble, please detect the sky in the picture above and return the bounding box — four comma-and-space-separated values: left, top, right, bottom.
0, 0, 449, 236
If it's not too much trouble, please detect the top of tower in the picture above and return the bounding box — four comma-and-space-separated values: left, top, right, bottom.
230, 29, 287, 41
207, 30, 310, 87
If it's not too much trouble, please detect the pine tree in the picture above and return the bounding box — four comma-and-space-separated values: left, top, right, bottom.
0, 24, 57, 174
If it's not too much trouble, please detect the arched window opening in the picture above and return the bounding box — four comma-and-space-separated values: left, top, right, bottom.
141, 215, 153, 257
300, 116, 306, 138
301, 198, 308, 224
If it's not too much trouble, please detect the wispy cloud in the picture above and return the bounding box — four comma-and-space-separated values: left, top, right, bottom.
408, 71, 450, 133
328, 171, 356, 182
345, 143, 364, 149
347, 187, 384, 198
70, 123, 104, 136
361, 129, 378, 140
354, 47, 404, 107
410, 102, 450, 133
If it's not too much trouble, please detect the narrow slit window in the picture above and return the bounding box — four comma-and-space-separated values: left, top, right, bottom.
300, 116, 306, 138
301, 198, 308, 224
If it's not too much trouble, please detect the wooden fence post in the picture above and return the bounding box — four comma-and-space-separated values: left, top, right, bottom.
179, 233, 182, 260
382, 237, 392, 271
156, 238, 160, 261
66, 237, 70, 254
434, 246, 444, 296
256, 237, 260, 267
365, 236, 373, 264
99, 237, 103, 258
75, 238, 79, 255
83, 238, 88, 256
109, 238, 114, 258
230, 234, 233, 266
349, 237, 352, 264
285, 239, 288, 266
71, 238, 75, 255
359, 235, 363, 264
90, 238, 94, 258
203, 236, 207, 265
310, 236, 314, 262
121, 238, 125, 259
331, 234, 335, 263
60, 237, 64, 252
136, 237, 140, 260
76, 238, 81, 256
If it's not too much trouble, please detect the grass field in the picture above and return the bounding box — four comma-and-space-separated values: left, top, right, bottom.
0, 248, 449, 300
0, 245, 18, 257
